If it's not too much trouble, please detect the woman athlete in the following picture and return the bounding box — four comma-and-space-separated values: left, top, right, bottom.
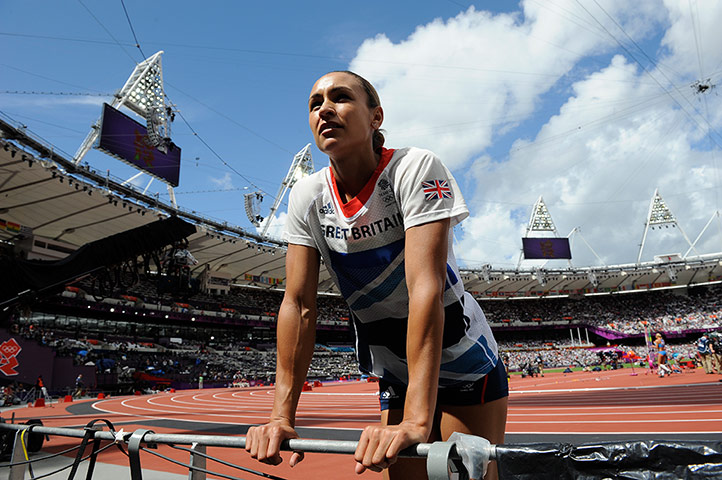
245, 71, 508, 479
654, 332, 669, 375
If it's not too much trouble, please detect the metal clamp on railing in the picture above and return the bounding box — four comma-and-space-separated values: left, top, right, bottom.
128, 429, 155, 480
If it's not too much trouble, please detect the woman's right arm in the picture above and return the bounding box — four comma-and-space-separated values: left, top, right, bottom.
245, 243, 320, 467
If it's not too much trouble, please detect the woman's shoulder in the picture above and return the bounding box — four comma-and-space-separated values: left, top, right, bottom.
387, 147, 443, 174
390, 146, 439, 162
290, 167, 328, 197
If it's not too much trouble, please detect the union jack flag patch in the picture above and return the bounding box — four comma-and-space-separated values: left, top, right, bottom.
421, 179, 453, 201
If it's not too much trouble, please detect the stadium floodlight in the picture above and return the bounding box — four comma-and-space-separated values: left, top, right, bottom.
480, 264, 492, 283
666, 265, 678, 282
74, 52, 173, 164
528, 196, 557, 232
260, 144, 314, 238
648, 191, 676, 226
637, 189, 698, 264
587, 270, 598, 287
518, 196, 577, 268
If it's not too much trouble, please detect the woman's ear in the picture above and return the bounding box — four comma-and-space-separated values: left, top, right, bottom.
371, 106, 384, 129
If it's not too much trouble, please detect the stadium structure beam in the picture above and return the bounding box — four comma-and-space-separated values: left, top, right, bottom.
568, 227, 605, 266
685, 210, 721, 258
0, 116, 278, 248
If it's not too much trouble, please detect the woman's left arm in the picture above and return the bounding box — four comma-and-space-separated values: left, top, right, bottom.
354, 218, 450, 473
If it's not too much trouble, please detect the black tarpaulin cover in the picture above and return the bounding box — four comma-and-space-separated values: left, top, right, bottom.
0, 216, 196, 307
496, 441, 722, 480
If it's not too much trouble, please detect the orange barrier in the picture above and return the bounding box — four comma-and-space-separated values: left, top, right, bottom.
33, 398, 45, 407
98, 393, 105, 399
64, 395, 73, 403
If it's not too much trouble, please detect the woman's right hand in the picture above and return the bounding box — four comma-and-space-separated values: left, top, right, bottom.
245, 419, 304, 467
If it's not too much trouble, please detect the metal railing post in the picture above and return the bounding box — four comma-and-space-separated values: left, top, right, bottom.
188, 442, 206, 480
8, 430, 27, 480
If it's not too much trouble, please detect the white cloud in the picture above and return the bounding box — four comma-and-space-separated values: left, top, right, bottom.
0, 95, 108, 109
349, 0, 722, 267
258, 210, 287, 241
209, 172, 234, 190
349, 1, 666, 170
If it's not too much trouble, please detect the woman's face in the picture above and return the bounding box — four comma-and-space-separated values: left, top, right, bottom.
308, 72, 382, 158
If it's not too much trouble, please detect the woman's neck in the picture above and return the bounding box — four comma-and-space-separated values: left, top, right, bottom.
330, 149, 381, 203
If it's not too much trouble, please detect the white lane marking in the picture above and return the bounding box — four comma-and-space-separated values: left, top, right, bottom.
511, 382, 721, 394
510, 402, 722, 410
506, 429, 722, 435
507, 409, 722, 417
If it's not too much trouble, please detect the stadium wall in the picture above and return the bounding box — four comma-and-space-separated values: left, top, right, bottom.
0, 327, 95, 390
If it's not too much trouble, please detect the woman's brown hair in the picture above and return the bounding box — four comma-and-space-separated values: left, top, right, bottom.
332, 71, 385, 151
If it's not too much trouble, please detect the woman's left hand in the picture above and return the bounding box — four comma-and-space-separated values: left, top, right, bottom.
353, 421, 428, 474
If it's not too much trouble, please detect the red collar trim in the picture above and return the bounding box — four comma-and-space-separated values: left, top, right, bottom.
330, 148, 395, 218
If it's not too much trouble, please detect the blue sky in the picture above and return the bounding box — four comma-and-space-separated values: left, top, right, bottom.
3, 1, 722, 269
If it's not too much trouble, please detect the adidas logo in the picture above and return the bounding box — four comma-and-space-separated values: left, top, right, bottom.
319, 202, 335, 215
380, 385, 398, 399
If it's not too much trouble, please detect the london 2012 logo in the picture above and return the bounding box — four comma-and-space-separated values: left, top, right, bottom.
0, 338, 22, 376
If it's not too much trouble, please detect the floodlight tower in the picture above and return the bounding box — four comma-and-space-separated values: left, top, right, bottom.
261, 143, 314, 238
73, 51, 177, 204
636, 188, 698, 264
517, 196, 561, 268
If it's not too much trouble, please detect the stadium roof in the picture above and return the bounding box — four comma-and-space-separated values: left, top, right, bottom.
3, 115, 722, 299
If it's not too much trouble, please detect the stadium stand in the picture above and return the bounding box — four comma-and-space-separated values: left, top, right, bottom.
2, 107, 722, 479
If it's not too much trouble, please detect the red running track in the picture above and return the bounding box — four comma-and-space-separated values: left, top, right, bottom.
9, 367, 722, 479
82, 367, 722, 435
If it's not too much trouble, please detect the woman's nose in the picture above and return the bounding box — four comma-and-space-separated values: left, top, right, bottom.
318, 99, 334, 117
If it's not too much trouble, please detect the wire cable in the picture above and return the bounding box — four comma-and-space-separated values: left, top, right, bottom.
0, 64, 108, 93
119, 0, 146, 58
76, 0, 137, 65
0, 90, 113, 97
578, 0, 722, 149
74, 0, 289, 201
159, 187, 248, 195
140, 446, 288, 480
2, 444, 83, 466
168, 444, 290, 480
173, 109, 275, 200
15, 441, 122, 480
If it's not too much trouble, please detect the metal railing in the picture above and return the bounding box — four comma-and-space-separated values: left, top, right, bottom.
0, 420, 488, 480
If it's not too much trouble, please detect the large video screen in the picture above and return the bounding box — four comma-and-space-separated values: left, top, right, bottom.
97, 103, 180, 187
522, 237, 572, 259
